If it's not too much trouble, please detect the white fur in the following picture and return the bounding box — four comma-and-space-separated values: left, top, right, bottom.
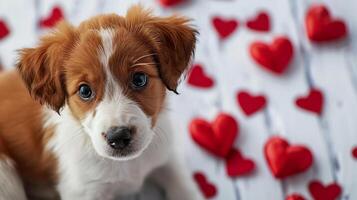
44, 29, 204, 200
46, 107, 172, 199
0, 156, 27, 200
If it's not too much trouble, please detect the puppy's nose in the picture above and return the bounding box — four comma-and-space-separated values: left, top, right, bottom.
106, 126, 132, 150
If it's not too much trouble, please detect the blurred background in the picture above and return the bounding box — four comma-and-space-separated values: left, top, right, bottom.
1, 0, 357, 199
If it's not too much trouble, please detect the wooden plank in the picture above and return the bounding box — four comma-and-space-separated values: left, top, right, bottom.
167, 37, 237, 200
203, 0, 294, 199
206, 0, 335, 199
165, 3, 239, 198
294, 0, 357, 199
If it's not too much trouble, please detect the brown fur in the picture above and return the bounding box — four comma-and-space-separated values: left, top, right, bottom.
0, 5, 197, 198
0, 71, 58, 188
65, 29, 105, 120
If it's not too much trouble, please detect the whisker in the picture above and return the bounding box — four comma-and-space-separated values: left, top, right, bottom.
133, 53, 157, 64
130, 62, 157, 68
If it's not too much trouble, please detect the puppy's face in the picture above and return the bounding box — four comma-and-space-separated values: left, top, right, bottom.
17, 6, 197, 160
65, 28, 166, 160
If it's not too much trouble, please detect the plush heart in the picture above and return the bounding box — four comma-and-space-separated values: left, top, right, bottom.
39, 6, 64, 28
250, 36, 294, 75
352, 146, 357, 159
225, 148, 255, 177
305, 4, 347, 42
193, 172, 217, 199
187, 64, 214, 88
264, 136, 313, 179
237, 91, 267, 116
190, 113, 239, 158
212, 17, 238, 39
309, 181, 342, 200
246, 11, 270, 32
295, 88, 324, 115
158, 0, 184, 7
286, 194, 306, 200
0, 20, 10, 40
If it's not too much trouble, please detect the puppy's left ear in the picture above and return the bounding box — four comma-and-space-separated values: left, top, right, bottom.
149, 17, 197, 93
127, 7, 197, 93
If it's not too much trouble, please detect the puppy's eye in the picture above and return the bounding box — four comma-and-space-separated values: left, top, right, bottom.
78, 84, 94, 101
131, 72, 148, 90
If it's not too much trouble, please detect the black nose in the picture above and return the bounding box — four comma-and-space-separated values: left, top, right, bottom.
106, 126, 132, 150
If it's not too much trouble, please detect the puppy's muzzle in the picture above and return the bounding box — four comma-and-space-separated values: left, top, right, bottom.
105, 126, 133, 150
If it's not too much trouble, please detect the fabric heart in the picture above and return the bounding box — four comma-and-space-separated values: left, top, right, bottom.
187, 64, 214, 88
190, 113, 239, 158
264, 136, 313, 179
305, 4, 348, 42
246, 11, 270, 32
212, 17, 238, 39
286, 194, 306, 200
352, 146, 357, 159
309, 181, 342, 200
295, 88, 324, 115
39, 6, 64, 28
250, 36, 294, 75
237, 90, 267, 116
193, 172, 217, 199
0, 20, 10, 40
158, 0, 184, 7
225, 148, 255, 177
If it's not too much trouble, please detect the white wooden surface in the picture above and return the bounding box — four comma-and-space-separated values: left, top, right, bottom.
0, 0, 356, 199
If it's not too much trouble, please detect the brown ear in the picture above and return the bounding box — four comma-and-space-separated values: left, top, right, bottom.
127, 6, 198, 93
17, 22, 78, 112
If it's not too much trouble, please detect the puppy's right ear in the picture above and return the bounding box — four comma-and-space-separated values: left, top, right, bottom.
126, 6, 198, 94
17, 22, 78, 112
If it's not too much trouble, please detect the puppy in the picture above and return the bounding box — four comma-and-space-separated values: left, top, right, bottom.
0, 5, 203, 200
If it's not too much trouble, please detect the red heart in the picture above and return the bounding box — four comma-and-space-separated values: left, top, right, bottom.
250, 36, 294, 75
352, 146, 357, 159
158, 0, 184, 7
309, 181, 342, 200
295, 88, 324, 115
212, 17, 239, 39
225, 148, 255, 177
193, 172, 217, 199
305, 4, 348, 42
190, 113, 239, 158
0, 20, 10, 40
39, 6, 64, 28
237, 91, 267, 116
246, 11, 270, 32
286, 194, 306, 200
264, 136, 313, 179
187, 64, 214, 88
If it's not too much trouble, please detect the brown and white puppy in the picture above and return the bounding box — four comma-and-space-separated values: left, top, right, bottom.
0, 6, 203, 200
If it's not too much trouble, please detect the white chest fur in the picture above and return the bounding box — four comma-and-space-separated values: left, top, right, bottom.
45, 108, 173, 200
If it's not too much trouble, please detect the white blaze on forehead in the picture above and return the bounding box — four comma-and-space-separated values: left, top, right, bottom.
98, 29, 120, 98
99, 29, 115, 68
